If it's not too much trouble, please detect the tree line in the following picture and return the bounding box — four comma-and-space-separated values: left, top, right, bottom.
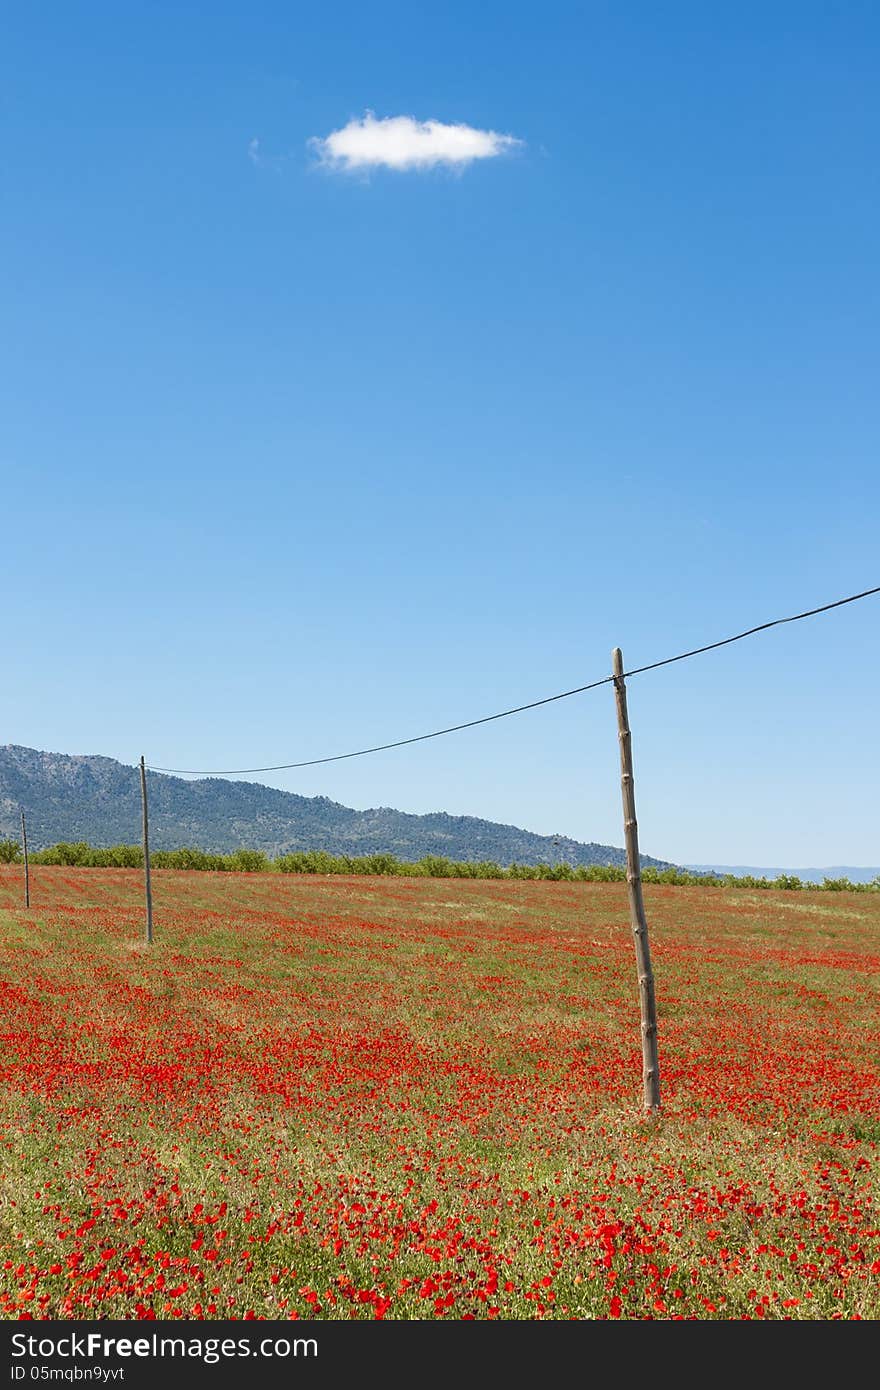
0, 838, 877, 891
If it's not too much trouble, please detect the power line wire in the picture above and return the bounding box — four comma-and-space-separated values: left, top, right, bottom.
624, 584, 880, 677
147, 582, 880, 777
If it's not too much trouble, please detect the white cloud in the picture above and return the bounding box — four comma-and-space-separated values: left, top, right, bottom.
309, 111, 522, 173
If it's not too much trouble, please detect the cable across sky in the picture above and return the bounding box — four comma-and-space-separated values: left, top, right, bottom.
147, 583, 880, 777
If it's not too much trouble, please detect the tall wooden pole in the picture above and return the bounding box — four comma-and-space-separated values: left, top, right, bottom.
20, 809, 30, 909
612, 648, 660, 1113
139, 756, 153, 945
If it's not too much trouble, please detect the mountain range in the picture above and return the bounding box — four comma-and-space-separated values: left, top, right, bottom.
0, 744, 674, 869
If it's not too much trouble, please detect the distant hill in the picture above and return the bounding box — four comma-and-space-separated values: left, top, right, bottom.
686, 863, 879, 885
0, 744, 675, 869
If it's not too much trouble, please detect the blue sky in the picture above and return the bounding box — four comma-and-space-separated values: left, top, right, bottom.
2, 1, 878, 866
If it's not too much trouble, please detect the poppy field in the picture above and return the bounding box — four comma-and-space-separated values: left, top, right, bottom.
1, 866, 878, 1320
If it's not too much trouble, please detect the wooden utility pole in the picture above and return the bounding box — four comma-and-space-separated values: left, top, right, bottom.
139, 756, 153, 945
612, 648, 660, 1113
20, 809, 30, 909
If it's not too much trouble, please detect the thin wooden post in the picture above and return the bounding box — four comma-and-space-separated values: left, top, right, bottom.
612, 648, 660, 1112
139, 756, 153, 945
20, 809, 30, 909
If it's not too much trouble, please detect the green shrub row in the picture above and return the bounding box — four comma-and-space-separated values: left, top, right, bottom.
0, 838, 877, 891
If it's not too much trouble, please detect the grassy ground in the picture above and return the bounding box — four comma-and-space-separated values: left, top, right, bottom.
1, 866, 878, 1319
